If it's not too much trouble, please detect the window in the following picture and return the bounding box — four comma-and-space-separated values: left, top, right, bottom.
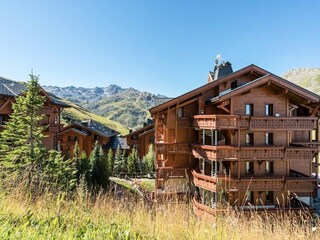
246, 133, 254, 145
245, 191, 254, 204
265, 133, 273, 145
245, 104, 254, 116
133, 143, 138, 149
177, 107, 184, 118
265, 191, 274, 204
0, 114, 9, 125
231, 80, 238, 90
265, 104, 273, 116
150, 136, 155, 141
245, 161, 254, 175
265, 161, 274, 175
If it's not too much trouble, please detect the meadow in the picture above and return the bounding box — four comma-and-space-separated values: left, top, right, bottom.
0, 184, 319, 240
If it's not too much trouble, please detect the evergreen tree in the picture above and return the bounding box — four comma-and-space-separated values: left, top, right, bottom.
0, 74, 46, 168
107, 148, 114, 176
113, 145, 122, 176
127, 148, 138, 176
121, 149, 127, 175
44, 150, 77, 192
89, 141, 101, 185
96, 145, 109, 188
144, 144, 155, 174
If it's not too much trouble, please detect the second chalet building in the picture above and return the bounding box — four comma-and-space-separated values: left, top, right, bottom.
149, 61, 320, 220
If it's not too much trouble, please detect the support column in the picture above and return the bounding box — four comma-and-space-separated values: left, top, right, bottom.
202, 130, 205, 145
211, 129, 214, 146
215, 130, 218, 146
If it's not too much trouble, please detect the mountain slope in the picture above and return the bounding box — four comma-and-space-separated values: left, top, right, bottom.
44, 84, 166, 130
60, 99, 129, 135
283, 68, 320, 94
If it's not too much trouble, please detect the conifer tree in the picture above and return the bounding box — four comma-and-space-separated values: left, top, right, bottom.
107, 148, 114, 176
113, 145, 122, 176
0, 74, 46, 168
144, 144, 155, 173
127, 148, 138, 176
97, 145, 109, 187
89, 141, 101, 185
121, 149, 127, 175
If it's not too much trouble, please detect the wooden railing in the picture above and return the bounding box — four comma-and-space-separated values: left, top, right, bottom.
156, 167, 189, 179
156, 143, 190, 154
191, 144, 317, 161
285, 178, 317, 192
193, 115, 317, 130
192, 171, 316, 193
192, 198, 228, 222
193, 115, 239, 129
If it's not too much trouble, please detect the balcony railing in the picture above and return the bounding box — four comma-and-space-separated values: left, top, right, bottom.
193, 115, 239, 129
192, 171, 316, 193
192, 197, 228, 222
156, 167, 189, 179
192, 144, 239, 161
156, 143, 190, 154
192, 144, 317, 161
193, 115, 317, 130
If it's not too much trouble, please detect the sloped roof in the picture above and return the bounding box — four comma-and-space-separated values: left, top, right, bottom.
0, 76, 26, 97
210, 74, 320, 103
0, 75, 70, 107
149, 64, 269, 113
62, 120, 118, 138
105, 136, 130, 150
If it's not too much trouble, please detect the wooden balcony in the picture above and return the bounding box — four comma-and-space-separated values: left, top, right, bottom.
193, 115, 317, 130
156, 167, 189, 179
156, 143, 190, 154
192, 144, 317, 161
192, 171, 316, 193
192, 144, 239, 161
192, 198, 228, 222
285, 178, 317, 193
193, 115, 239, 129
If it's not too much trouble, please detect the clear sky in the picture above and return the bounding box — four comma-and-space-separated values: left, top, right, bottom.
0, 0, 319, 97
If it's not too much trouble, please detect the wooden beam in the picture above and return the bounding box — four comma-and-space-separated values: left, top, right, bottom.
275, 89, 288, 95
0, 99, 12, 113
217, 100, 230, 114
311, 106, 320, 117
177, 97, 198, 108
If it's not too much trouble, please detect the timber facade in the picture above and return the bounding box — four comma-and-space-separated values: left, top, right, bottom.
149, 62, 320, 220
126, 123, 155, 159
0, 76, 68, 150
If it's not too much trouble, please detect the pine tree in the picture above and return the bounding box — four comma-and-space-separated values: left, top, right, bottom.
113, 145, 122, 176
89, 141, 101, 185
144, 144, 155, 174
107, 148, 114, 176
121, 149, 127, 175
97, 145, 109, 188
127, 148, 138, 176
0, 74, 46, 169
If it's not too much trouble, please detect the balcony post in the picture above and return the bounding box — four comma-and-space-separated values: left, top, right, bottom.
202, 129, 205, 145
214, 130, 218, 146
211, 129, 214, 146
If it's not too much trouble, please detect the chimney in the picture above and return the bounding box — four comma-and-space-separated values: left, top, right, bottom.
208, 55, 233, 83
88, 118, 92, 127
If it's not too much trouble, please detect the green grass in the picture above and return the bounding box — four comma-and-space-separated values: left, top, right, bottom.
140, 180, 155, 191
62, 99, 129, 135
1, 186, 319, 240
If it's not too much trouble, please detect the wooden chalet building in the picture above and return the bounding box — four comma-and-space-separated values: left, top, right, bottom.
126, 123, 155, 159
149, 61, 320, 220
0, 76, 69, 150
60, 119, 122, 157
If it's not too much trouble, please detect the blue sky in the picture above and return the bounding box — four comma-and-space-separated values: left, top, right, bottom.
0, 1, 319, 97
